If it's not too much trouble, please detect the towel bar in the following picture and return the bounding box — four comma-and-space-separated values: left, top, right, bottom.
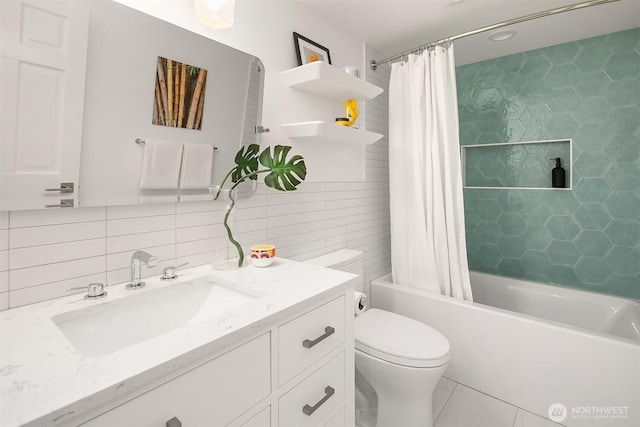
135, 138, 218, 150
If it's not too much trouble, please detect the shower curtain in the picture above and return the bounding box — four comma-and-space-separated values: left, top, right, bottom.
389, 45, 473, 301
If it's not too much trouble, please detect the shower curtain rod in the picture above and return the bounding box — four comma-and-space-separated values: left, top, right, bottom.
369, 0, 621, 71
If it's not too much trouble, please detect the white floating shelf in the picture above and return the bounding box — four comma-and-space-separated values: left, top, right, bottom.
282, 121, 383, 145
281, 61, 384, 102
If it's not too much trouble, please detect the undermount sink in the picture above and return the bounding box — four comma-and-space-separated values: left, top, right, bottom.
52, 276, 261, 358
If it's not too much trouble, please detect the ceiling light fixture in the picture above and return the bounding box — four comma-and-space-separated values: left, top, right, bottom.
194, 0, 235, 30
488, 29, 517, 41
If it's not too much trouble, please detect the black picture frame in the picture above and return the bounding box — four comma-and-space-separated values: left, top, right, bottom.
293, 32, 332, 66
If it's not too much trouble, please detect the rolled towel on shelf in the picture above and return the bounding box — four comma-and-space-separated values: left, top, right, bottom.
139, 139, 183, 189
180, 143, 214, 189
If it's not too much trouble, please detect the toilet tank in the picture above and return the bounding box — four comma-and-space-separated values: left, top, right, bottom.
305, 249, 364, 287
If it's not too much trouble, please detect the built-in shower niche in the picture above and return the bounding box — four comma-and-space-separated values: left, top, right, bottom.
461, 139, 572, 190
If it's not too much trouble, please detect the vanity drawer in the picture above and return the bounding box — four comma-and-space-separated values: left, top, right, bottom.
278, 351, 345, 427
82, 333, 270, 427
278, 295, 345, 385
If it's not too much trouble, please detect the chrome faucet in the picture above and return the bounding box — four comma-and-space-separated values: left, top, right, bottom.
126, 250, 158, 290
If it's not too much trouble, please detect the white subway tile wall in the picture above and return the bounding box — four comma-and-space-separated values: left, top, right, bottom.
0, 46, 391, 310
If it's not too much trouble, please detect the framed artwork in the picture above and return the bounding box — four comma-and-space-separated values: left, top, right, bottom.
293, 32, 332, 66
152, 56, 207, 130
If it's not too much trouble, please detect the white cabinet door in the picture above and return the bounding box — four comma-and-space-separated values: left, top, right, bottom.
0, 0, 89, 210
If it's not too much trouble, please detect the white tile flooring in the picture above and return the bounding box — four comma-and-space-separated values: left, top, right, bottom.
433, 377, 564, 427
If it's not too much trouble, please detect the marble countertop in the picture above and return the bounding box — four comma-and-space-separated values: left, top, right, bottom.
0, 258, 357, 427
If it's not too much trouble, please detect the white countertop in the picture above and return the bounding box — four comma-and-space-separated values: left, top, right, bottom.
0, 258, 357, 426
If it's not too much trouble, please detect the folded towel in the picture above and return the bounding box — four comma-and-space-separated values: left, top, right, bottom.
139, 140, 183, 189
180, 143, 214, 189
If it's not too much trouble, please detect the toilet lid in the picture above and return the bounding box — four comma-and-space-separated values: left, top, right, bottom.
354, 309, 450, 368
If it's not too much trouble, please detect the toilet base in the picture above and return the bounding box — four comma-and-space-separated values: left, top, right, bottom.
355, 349, 448, 427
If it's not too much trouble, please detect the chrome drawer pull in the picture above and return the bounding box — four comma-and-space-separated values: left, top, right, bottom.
44, 199, 74, 208
302, 326, 335, 348
302, 386, 335, 416
166, 416, 182, 427
44, 182, 74, 193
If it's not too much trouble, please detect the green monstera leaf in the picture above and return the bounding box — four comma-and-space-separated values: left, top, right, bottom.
231, 144, 260, 183
259, 145, 307, 191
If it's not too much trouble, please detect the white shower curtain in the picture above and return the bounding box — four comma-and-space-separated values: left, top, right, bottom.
389, 45, 473, 301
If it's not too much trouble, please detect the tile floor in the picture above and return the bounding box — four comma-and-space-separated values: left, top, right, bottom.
433, 377, 564, 427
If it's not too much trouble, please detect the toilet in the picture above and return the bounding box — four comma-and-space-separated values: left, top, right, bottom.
306, 249, 450, 427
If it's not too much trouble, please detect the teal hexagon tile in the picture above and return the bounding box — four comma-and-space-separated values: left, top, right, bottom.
574, 123, 614, 152
603, 134, 640, 164
497, 212, 527, 235
475, 88, 503, 110
458, 105, 477, 126
476, 221, 503, 244
476, 110, 503, 133
604, 29, 640, 54
545, 113, 579, 138
497, 235, 527, 258
604, 246, 640, 275
605, 274, 640, 299
519, 56, 553, 81
604, 79, 640, 108
573, 97, 612, 124
456, 62, 482, 82
505, 120, 526, 142
478, 154, 506, 178
521, 250, 553, 275
575, 257, 613, 284
575, 204, 613, 229
520, 80, 553, 98
574, 44, 611, 72
547, 265, 582, 286
476, 133, 503, 144
500, 72, 530, 97
477, 244, 502, 268
574, 151, 611, 177
574, 230, 613, 257
543, 42, 580, 65
496, 53, 527, 72
477, 189, 501, 200
463, 189, 480, 208
521, 202, 552, 225
523, 225, 553, 250
464, 210, 481, 232
545, 64, 581, 89
604, 219, 640, 246
572, 70, 612, 97
604, 51, 640, 80
604, 191, 640, 219
464, 168, 486, 187
466, 256, 485, 272
604, 163, 640, 191
465, 231, 482, 254
547, 240, 582, 266
606, 107, 640, 138
545, 88, 581, 113
574, 178, 612, 203
497, 258, 527, 279
546, 215, 581, 241
504, 98, 526, 120
460, 123, 481, 144
497, 190, 526, 212
545, 191, 581, 215
525, 273, 550, 283
476, 199, 502, 222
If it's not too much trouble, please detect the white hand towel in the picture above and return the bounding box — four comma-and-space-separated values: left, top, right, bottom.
180, 143, 214, 189
139, 140, 183, 189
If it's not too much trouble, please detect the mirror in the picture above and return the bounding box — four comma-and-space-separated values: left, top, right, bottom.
0, 0, 264, 210
80, 1, 264, 207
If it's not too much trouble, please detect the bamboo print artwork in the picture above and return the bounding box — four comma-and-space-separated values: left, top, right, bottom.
152, 56, 207, 130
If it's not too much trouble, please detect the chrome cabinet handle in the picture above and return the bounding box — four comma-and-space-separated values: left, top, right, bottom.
302, 386, 335, 416
44, 199, 74, 208
44, 182, 74, 193
166, 417, 182, 427
302, 326, 335, 348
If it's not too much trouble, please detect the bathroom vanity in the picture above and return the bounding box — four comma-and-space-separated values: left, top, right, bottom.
0, 259, 357, 426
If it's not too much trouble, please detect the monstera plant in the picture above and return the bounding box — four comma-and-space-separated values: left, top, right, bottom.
215, 144, 306, 267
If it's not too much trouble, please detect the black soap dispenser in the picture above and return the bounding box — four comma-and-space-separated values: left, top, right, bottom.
551, 157, 566, 188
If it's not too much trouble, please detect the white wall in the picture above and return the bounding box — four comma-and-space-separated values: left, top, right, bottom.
0, 0, 392, 309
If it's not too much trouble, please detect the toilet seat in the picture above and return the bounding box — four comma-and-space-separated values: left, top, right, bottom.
355, 309, 450, 368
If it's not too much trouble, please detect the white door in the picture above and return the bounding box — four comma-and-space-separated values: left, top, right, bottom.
0, 0, 89, 210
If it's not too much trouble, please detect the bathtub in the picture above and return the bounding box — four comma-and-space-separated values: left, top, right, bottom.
370, 271, 640, 427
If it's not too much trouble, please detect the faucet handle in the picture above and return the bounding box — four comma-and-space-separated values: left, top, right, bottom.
67, 283, 107, 299
161, 262, 189, 280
